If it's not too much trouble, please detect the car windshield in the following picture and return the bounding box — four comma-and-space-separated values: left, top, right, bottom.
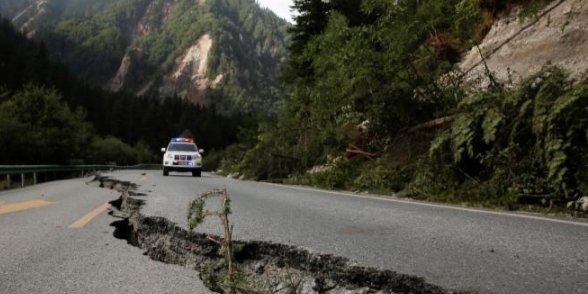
167, 143, 197, 152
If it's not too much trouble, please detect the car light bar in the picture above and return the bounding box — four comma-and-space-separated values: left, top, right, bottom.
171, 137, 194, 143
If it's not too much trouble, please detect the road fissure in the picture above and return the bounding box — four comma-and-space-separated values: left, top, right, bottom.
97, 175, 464, 294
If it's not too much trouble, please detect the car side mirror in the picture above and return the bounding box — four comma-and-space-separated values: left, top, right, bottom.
161, 148, 166, 153
199, 149, 205, 154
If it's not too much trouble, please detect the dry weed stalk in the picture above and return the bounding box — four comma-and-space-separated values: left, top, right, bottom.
188, 188, 235, 293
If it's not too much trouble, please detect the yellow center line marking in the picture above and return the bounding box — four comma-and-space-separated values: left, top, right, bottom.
0, 199, 52, 215
69, 202, 111, 229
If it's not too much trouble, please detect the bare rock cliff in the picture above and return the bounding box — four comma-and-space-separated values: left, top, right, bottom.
459, 0, 588, 87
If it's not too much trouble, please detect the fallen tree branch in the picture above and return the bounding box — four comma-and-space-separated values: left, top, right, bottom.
345, 144, 379, 159
407, 116, 455, 133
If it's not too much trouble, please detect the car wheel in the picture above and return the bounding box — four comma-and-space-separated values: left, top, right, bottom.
163, 168, 169, 176
192, 169, 201, 177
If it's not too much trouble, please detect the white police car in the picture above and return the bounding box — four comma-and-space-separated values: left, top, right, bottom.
161, 138, 203, 177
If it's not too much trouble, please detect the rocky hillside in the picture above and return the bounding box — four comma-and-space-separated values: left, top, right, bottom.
0, 0, 289, 112
458, 0, 588, 87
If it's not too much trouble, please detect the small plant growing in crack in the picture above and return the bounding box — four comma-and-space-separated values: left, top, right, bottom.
187, 188, 238, 293
275, 270, 302, 294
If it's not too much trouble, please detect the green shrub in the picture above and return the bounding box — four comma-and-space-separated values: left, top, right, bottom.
352, 163, 414, 193
415, 67, 588, 203
90, 136, 137, 165
306, 158, 360, 190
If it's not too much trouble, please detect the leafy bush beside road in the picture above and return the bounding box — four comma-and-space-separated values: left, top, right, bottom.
0, 85, 92, 164
0, 85, 156, 165
413, 68, 588, 206
280, 68, 588, 210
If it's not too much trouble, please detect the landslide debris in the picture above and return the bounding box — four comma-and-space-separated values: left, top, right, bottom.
459, 0, 588, 87
96, 176, 465, 294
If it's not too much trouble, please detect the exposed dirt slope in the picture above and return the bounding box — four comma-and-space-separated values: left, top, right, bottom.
459, 0, 588, 87
158, 34, 223, 105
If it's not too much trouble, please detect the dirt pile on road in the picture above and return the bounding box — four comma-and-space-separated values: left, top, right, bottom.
95, 176, 464, 294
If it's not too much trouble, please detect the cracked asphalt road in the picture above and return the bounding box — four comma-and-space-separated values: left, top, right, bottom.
1, 170, 587, 293
104, 170, 588, 294
0, 177, 211, 294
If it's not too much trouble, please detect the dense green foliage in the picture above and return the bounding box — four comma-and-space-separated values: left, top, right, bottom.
412, 68, 588, 205
0, 19, 242, 164
218, 0, 586, 210
227, 0, 491, 178
0, 85, 90, 164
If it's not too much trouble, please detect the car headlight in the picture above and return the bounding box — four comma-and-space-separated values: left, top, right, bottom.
166, 154, 173, 159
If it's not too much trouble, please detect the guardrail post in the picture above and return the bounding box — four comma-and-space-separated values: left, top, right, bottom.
21, 173, 25, 187
5, 174, 10, 188
81, 169, 84, 178
33, 172, 37, 185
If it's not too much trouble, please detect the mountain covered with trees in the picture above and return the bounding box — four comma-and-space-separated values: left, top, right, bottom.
0, 0, 289, 112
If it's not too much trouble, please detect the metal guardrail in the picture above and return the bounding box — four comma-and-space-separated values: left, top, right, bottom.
0, 164, 162, 188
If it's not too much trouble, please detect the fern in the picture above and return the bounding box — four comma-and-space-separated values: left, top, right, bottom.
481, 107, 502, 144
429, 130, 451, 159
423, 66, 588, 201
450, 114, 476, 163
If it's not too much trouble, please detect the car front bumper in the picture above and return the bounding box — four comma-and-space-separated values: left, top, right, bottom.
163, 161, 201, 171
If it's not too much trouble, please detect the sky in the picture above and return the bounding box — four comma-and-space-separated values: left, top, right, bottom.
257, 0, 294, 23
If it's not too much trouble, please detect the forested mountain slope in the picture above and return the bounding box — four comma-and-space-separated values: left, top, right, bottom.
0, 19, 242, 165
0, 0, 289, 112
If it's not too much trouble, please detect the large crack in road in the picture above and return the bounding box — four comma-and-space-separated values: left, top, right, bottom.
96, 175, 465, 294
